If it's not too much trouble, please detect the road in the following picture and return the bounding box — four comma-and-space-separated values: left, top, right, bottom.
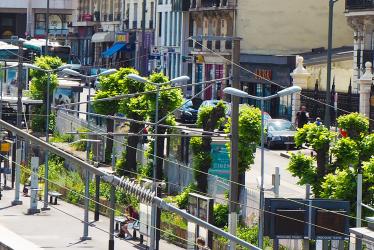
247, 147, 306, 198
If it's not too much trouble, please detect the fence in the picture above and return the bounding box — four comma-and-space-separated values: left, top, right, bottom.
300, 80, 359, 125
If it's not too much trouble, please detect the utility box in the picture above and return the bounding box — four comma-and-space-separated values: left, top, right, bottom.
187, 193, 214, 250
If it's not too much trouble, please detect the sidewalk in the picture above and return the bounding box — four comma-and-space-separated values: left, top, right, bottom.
0, 186, 182, 250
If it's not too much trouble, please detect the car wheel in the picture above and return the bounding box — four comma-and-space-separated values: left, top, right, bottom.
267, 140, 273, 149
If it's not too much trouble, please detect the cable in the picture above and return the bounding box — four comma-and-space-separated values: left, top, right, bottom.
3, 153, 204, 249
52, 110, 373, 225
3, 149, 372, 245
189, 38, 374, 124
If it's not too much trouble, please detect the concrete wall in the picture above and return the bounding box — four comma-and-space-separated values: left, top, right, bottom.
305, 58, 354, 93
237, 0, 353, 55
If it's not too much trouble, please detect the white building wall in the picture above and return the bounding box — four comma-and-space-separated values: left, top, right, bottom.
155, 1, 184, 80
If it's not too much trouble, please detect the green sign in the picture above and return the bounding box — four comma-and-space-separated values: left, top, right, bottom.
209, 143, 230, 180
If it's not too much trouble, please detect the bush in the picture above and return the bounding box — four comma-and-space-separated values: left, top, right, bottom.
213, 203, 229, 228
175, 184, 196, 209
337, 112, 369, 139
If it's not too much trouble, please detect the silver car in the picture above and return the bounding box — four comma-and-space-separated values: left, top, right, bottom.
265, 119, 296, 149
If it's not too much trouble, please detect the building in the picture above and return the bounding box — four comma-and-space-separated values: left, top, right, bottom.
0, 0, 73, 42
236, 0, 353, 119
153, 0, 189, 82
187, 0, 236, 100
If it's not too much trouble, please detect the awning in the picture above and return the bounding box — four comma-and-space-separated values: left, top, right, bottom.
102, 42, 127, 58
91, 32, 114, 43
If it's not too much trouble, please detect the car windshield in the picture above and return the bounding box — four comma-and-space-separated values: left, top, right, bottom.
268, 120, 295, 131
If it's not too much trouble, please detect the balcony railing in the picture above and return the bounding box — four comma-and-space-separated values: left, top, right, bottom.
346, 0, 374, 10
190, 0, 235, 9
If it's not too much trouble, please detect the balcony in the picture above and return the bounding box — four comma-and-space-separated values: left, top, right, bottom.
346, 0, 374, 10
190, 0, 236, 11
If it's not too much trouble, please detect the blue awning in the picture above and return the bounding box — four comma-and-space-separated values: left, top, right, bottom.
102, 42, 127, 58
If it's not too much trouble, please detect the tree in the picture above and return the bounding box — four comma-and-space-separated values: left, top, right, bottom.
29, 56, 63, 132
225, 105, 261, 200
190, 101, 226, 193
144, 72, 183, 181
93, 68, 147, 164
288, 112, 374, 213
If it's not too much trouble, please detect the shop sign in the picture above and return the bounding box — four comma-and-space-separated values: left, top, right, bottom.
255, 69, 272, 80
116, 32, 129, 43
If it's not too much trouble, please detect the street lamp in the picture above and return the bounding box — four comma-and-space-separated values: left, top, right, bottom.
127, 73, 190, 250
325, 0, 339, 128
62, 68, 117, 240
22, 63, 72, 211
223, 86, 301, 249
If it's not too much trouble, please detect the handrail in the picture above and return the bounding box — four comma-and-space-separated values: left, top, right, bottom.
362, 203, 374, 212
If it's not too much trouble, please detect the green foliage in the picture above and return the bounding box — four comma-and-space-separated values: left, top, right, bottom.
331, 138, 359, 168
288, 153, 317, 187
197, 101, 226, 130
29, 56, 62, 100
50, 131, 74, 143
213, 203, 229, 228
320, 169, 357, 201
360, 133, 374, 162
29, 56, 63, 132
295, 123, 334, 151
71, 127, 89, 151
225, 105, 261, 174
93, 90, 119, 115
337, 113, 369, 139
161, 211, 188, 230
216, 225, 273, 249
175, 184, 197, 209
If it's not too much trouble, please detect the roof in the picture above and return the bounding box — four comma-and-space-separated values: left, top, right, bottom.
300, 46, 353, 65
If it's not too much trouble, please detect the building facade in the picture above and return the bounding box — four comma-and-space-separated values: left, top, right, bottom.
0, 0, 73, 42
187, 0, 236, 99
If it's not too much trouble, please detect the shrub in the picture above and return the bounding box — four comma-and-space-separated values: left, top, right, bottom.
213, 203, 229, 228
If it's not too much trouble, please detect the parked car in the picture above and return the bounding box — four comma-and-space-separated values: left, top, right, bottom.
265, 119, 296, 149
175, 99, 199, 124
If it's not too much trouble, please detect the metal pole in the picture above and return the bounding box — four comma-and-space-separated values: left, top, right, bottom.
81, 77, 92, 240
94, 174, 100, 221
150, 84, 160, 250
45, 0, 49, 56
324, 0, 336, 128
141, 0, 146, 74
303, 184, 311, 250
42, 72, 51, 211
229, 38, 240, 250
108, 154, 115, 250
356, 172, 362, 250
258, 98, 265, 248
0, 117, 260, 250
12, 40, 24, 206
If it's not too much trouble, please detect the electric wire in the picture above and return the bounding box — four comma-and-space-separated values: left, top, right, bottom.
189, 38, 369, 123
50, 110, 374, 226
1, 152, 202, 249
2, 149, 371, 245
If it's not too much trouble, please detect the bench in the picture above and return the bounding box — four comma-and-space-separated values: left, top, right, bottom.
48, 191, 62, 205
114, 216, 141, 241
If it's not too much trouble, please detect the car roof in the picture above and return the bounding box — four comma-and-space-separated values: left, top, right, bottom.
267, 119, 291, 123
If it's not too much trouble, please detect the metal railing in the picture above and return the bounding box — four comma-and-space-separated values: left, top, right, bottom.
346, 0, 374, 10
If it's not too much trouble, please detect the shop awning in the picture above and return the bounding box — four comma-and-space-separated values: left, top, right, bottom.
91, 32, 114, 43
102, 42, 127, 58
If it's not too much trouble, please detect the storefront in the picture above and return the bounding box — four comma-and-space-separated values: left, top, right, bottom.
0, 13, 26, 39
240, 54, 296, 119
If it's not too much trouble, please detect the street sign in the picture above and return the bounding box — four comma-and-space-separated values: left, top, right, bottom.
209, 143, 230, 180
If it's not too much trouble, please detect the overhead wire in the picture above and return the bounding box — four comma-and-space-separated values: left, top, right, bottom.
1, 151, 201, 249
1, 146, 371, 245
50, 107, 374, 226
45, 111, 373, 227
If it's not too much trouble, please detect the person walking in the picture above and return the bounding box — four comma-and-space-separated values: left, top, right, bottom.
296, 106, 309, 128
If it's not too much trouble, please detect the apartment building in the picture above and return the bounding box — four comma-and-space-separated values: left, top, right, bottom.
0, 0, 73, 42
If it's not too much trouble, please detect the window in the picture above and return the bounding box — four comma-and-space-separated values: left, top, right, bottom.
134, 3, 138, 21
35, 14, 46, 35
158, 12, 162, 37
150, 2, 154, 21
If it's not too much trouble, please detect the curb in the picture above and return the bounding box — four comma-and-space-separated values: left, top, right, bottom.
280, 152, 291, 159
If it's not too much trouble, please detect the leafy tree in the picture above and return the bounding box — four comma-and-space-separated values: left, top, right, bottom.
225, 105, 261, 200
144, 72, 183, 181
191, 102, 226, 193
29, 56, 63, 132
337, 112, 369, 140
93, 68, 148, 164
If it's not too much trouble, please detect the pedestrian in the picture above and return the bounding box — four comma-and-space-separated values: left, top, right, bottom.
118, 205, 139, 240
196, 237, 210, 250
296, 106, 309, 128
315, 117, 322, 126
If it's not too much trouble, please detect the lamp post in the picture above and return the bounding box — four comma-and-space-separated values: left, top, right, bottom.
325, 0, 339, 128
23, 63, 72, 210
223, 86, 302, 249
127, 73, 189, 250
62, 68, 117, 240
